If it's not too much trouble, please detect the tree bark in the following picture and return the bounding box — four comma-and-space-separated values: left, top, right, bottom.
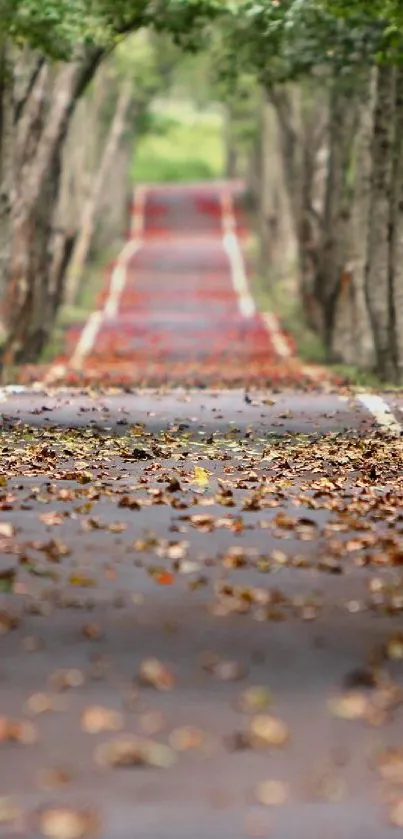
0, 46, 103, 365
316, 81, 361, 356
257, 88, 296, 284
365, 64, 397, 381
387, 66, 403, 384
268, 82, 327, 332
335, 70, 376, 369
65, 80, 133, 306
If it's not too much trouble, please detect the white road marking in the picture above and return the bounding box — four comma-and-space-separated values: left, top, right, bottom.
69, 311, 103, 371
0, 385, 36, 402
357, 392, 402, 435
220, 191, 256, 318
43, 186, 146, 380
103, 238, 142, 319
262, 311, 292, 359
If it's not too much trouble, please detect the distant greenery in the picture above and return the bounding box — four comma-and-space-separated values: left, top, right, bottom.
131, 107, 224, 183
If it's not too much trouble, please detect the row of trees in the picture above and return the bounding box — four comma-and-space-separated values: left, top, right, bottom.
217, 1, 403, 382
1, 1, 403, 383
0, 0, 222, 366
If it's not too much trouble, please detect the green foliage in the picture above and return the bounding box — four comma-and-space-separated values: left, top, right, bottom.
0, 0, 227, 60
214, 0, 403, 94
131, 106, 224, 182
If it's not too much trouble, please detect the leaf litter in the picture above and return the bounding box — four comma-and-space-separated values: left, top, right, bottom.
0, 406, 402, 830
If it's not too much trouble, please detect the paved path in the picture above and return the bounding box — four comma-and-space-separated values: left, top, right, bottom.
0, 387, 402, 839
0, 182, 402, 838
36, 181, 321, 388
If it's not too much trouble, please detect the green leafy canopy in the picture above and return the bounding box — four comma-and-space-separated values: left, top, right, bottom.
0, 0, 227, 59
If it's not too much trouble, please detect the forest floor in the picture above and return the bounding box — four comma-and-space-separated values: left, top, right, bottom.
0, 182, 402, 838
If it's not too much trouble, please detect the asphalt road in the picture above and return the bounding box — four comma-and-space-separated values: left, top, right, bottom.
0, 386, 402, 839
1, 182, 402, 837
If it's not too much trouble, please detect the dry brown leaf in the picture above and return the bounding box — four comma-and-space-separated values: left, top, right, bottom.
38, 806, 100, 839
82, 622, 102, 640
0, 797, 21, 825
0, 716, 37, 744
385, 633, 403, 661
202, 653, 246, 682
95, 736, 176, 769
138, 658, 175, 690
238, 686, 274, 713
0, 610, 19, 635
249, 715, 289, 748
389, 797, 403, 828
39, 512, 64, 527
26, 693, 67, 715
38, 766, 73, 790
254, 779, 288, 806
327, 691, 368, 720
69, 573, 95, 587
50, 669, 85, 691
0, 522, 15, 538
375, 748, 403, 784
169, 726, 205, 752
81, 706, 124, 734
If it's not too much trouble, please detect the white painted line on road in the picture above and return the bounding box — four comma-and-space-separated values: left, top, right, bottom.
357, 392, 402, 435
69, 311, 103, 371
43, 186, 147, 380
0, 385, 32, 401
103, 238, 142, 319
221, 191, 256, 318
262, 312, 292, 359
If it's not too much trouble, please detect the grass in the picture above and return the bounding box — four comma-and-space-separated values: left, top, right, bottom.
131, 106, 224, 184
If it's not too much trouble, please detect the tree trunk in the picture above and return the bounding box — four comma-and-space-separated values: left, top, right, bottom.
65, 80, 132, 306
268, 82, 327, 332
257, 88, 296, 284
94, 135, 133, 253
316, 81, 361, 356
365, 64, 397, 381
387, 66, 403, 384
334, 70, 376, 369
0, 46, 103, 365
224, 106, 238, 179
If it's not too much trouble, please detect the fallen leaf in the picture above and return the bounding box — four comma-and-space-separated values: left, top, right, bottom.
328, 692, 368, 720
0, 522, 15, 538
202, 654, 246, 681
389, 797, 403, 828
50, 669, 85, 691
138, 658, 175, 690
254, 779, 288, 806
375, 748, 403, 784
0, 716, 38, 744
0, 797, 21, 825
39, 512, 64, 527
0, 610, 19, 635
153, 570, 175, 586
38, 806, 100, 839
192, 467, 209, 487
169, 726, 205, 751
69, 573, 95, 587
249, 715, 289, 748
238, 686, 274, 713
81, 706, 124, 734
38, 766, 73, 790
386, 633, 403, 661
95, 736, 176, 769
